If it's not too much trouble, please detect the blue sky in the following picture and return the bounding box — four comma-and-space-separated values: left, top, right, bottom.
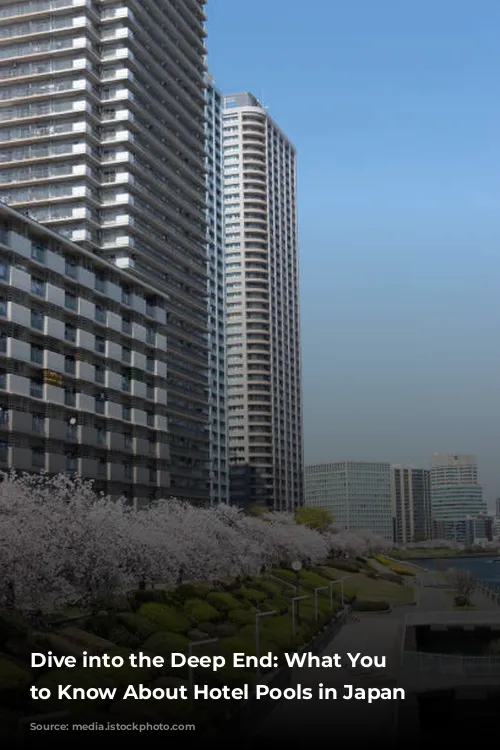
206, 0, 500, 507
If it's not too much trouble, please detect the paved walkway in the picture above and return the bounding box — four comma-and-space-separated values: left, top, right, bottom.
248, 568, 500, 744
249, 607, 414, 746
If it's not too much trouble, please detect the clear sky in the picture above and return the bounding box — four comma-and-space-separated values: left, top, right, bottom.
206, 0, 500, 508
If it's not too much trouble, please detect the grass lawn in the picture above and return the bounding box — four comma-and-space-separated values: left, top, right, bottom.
321, 568, 415, 604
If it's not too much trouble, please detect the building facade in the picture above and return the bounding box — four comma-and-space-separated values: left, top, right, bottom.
205, 74, 228, 504
0, 202, 171, 506
430, 454, 487, 540
222, 92, 303, 511
305, 461, 393, 541
392, 466, 431, 544
0, 0, 210, 503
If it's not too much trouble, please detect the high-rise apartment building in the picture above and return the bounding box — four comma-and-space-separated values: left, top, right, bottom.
222, 92, 303, 511
430, 454, 487, 540
392, 466, 431, 544
0, 0, 210, 502
0, 202, 171, 506
305, 461, 393, 541
205, 74, 228, 504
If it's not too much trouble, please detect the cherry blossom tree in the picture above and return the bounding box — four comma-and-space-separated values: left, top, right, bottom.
0, 472, 395, 614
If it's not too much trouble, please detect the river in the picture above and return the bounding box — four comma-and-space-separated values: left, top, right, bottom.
409, 556, 500, 586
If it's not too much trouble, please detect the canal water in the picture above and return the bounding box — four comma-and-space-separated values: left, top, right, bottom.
411, 556, 500, 586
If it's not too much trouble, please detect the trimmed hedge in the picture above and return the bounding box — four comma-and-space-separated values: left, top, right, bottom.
207, 592, 241, 612
175, 583, 211, 600
228, 609, 255, 626
183, 599, 219, 623
139, 603, 190, 634
238, 587, 267, 603
116, 612, 158, 642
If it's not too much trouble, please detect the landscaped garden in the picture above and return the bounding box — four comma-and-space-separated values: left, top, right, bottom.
0, 473, 410, 738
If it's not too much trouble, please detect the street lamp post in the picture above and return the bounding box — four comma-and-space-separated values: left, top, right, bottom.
291, 559, 302, 594
314, 586, 329, 620
255, 610, 276, 677
291, 560, 303, 625
188, 638, 218, 712
329, 576, 351, 609
292, 595, 310, 636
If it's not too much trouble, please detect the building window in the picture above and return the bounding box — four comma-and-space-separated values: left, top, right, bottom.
66, 453, 77, 472
95, 305, 106, 324
146, 327, 155, 345
122, 404, 131, 421
95, 364, 105, 384
124, 462, 132, 480
31, 309, 44, 330
65, 323, 77, 342
65, 292, 77, 311
96, 426, 106, 445
146, 384, 154, 400
124, 433, 132, 450
122, 346, 131, 363
122, 286, 131, 305
64, 388, 76, 407
67, 420, 77, 440
121, 373, 130, 392
30, 378, 43, 398
95, 335, 105, 354
65, 258, 77, 278
0, 406, 8, 425
98, 457, 107, 476
122, 316, 131, 334
30, 344, 43, 364
146, 411, 154, 427
0, 440, 8, 461
31, 243, 45, 263
32, 449, 45, 469
32, 412, 45, 434
65, 355, 76, 375
0, 297, 6, 317
146, 356, 154, 372
95, 274, 107, 293
0, 333, 6, 353
0, 260, 8, 280
31, 277, 45, 296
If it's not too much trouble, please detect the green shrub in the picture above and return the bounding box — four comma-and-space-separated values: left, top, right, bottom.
139, 603, 190, 633
116, 612, 158, 642
106, 626, 141, 649
324, 560, 361, 573
211, 623, 239, 638
143, 632, 190, 658
197, 621, 217, 636
299, 570, 331, 588
0, 658, 31, 697
183, 599, 219, 623
229, 609, 255, 626
132, 589, 169, 608
260, 615, 306, 649
253, 579, 283, 596
207, 592, 240, 612
353, 600, 390, 612
238, 587, 267, 603
175, 583, 211, 600
277, 569, 296, 582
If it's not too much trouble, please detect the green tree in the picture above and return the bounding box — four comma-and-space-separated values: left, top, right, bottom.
294, 507, 333, 531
